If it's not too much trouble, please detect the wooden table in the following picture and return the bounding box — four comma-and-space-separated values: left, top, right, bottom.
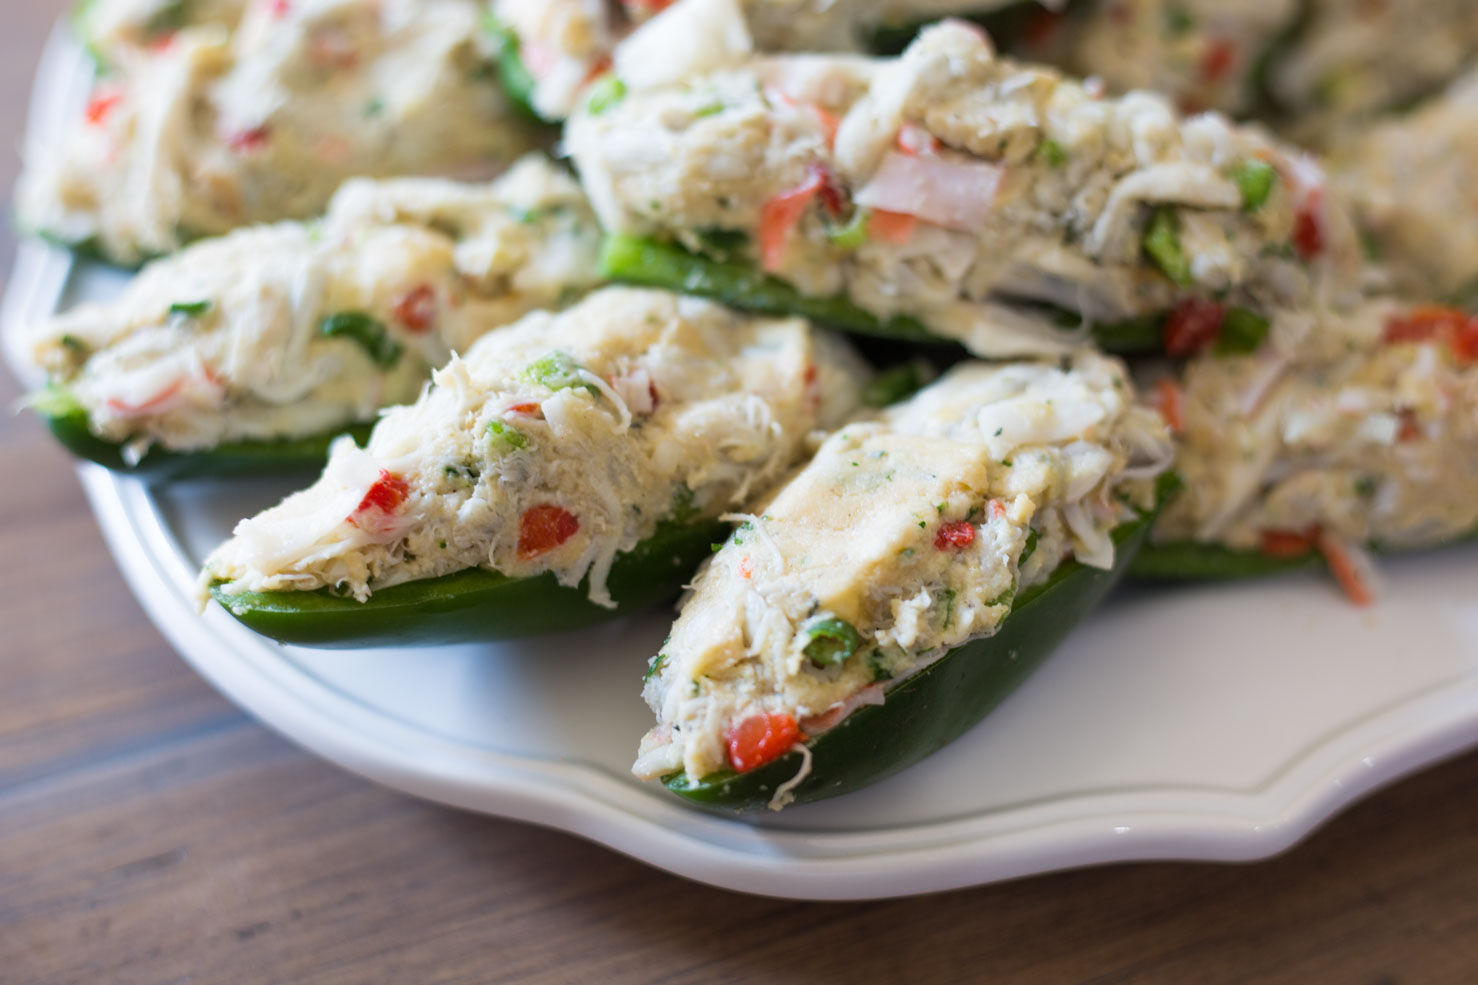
4, 6, 1478, 982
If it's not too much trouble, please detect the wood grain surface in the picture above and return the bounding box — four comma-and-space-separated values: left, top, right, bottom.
3, 5, 1478, 983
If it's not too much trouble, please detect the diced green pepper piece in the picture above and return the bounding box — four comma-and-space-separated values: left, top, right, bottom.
1232, 160, 1277, 212
486, 420, 529, 454
1144, 207, 1195, 287
522, 350, 596, 393
319, 312, 402, 369
1212, 307, 1272, 355
826, 209, 872, 250
585, 76, 627, 116
802, 616, 862, 666
210, 517, 729, 646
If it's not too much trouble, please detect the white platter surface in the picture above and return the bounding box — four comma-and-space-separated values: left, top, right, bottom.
8, 27, 1478, 900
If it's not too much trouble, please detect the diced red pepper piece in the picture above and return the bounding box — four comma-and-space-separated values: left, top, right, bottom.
935, 521, 976, 551
1259, 527, 1317, 559
1292, 200, 1324, 259
1154, 378, 1185, 434
1454, 318, 1478, 363
1397, 408, 1423, 443
85, 91, 124, 126
1199, 39, 1236, 85
105, 380, 182, 417
759, 170, 824, 272
507, 402, 543, 416
868, 209, 917, 245
1163, 298, 1227, 357
726, 712, 801, 773
517, 505, 579, 560
348, 471, 410, 526
228, 126, 272, 153
1383, 306, 1467, 345
391, 285, 437, 333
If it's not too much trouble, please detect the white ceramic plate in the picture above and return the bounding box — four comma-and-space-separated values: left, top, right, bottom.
10, 28, 1478, 901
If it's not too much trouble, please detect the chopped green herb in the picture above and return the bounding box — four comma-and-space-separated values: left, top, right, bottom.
693, 100, 725, 118
486, 420, 529, 454
169, 299, 212, 318
711, 542, 725, 553
802, 616, 862, 667
364, 97, 386, 118
644, 652, 668, 683
1164, 4, 1195, 37
1232, 160, 1277, 212
940, 588, 956, 630
144, 0, 191, 37
1355, 476, 1379, 498
1212, 307, 1272, 355
59, 334, 88, 355
1036, 139, 1068, 168
1020, 528, 1040, 567
1143, 207, 1194, 286
586, 76, 627, 116
318, 312, 402, 368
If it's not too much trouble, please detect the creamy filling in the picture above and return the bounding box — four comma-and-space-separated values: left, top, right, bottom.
201, 287, 869, 606
634, 348, 1171, 785
568, 20, 1364, 359
21, 0, 538, 264
30, 156, 602, 456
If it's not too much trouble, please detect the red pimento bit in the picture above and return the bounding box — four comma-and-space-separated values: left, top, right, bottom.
935, 521, 976, 551
726, 712, 801, 773
227, 126, 272, 153
1154, 377, 1185, 434
1259, 527, 1318, 558
868, 209, 917, 245
1292, 197, 1324, 259
348, 471, 410, 526
85, 90, 124, 126
738, 556, 754, 579
1163, 298, 1227, 357
517, 505, 579, 561
391, 285, 438, 333
1199, 39, 1237, 85
507, 402, 542, 416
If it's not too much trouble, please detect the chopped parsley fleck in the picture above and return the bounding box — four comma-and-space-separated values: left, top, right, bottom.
319, 312, 402, 368
1036, 139, 1068, 168
522, 350, 596, 394
169, 299, 212, 318
644, 652, 667, 683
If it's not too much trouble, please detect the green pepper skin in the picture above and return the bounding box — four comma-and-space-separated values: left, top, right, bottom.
1131, 524, 1478, 581
211, 518, 729, 647
867, 0, 1083, 54
661, 477, 1172, 812
39, 390, 372, 482
601, 236, 943, 344
1128, 541, 1321, 580
601, 236, 1167, 354
483, 13, 548, 123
